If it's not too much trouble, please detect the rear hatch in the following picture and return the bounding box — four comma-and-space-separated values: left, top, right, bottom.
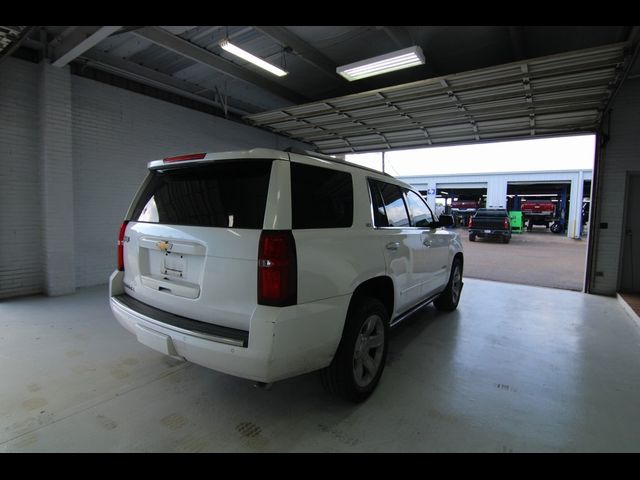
121, 159, 273, 332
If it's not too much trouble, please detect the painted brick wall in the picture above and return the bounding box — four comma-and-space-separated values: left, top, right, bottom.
1, 56, 309, 297
70, 76, 306, 288
40, 61, 75, 296
591, 78, 640, 295
0, 59, 42, 298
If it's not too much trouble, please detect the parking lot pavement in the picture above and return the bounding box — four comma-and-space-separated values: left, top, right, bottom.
456, 227, 588, 291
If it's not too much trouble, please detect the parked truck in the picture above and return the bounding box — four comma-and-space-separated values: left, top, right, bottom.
451, 198, 479, 227
468, 208, 512, 243
521, 200, 555, 231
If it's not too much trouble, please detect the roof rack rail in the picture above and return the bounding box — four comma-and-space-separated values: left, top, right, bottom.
284, 147, 394, 178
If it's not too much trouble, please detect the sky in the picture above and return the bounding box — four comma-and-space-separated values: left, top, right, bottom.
345, 134, 596, 177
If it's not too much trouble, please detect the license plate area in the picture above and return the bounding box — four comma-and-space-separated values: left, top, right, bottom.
484, 229, 492, 233
162, 252, 185, 278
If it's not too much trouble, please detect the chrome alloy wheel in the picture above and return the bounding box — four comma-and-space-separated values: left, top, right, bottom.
352, 314, 385, 388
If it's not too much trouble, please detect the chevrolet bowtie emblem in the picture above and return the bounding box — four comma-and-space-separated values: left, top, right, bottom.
157, 241, 171, 252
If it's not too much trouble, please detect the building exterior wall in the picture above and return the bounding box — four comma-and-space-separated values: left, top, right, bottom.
401, 170, 592, 239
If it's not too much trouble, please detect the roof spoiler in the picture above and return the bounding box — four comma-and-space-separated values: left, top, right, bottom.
284, 147, 394, 178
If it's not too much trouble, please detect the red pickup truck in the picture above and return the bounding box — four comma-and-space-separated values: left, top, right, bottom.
451, 199, 479, 226
521, 200, 555, 231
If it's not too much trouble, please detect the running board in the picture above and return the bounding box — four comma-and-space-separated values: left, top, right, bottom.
390, 293, 441, 328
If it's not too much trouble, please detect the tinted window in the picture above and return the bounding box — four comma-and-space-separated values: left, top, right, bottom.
291, 163, 353, 229
377, 181, 410, 227
130, 160, 273, 229
368, 179, 389, 227
405, 190, 435, 227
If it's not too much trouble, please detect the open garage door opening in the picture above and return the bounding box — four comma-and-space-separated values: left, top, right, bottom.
346, 134, 596, 292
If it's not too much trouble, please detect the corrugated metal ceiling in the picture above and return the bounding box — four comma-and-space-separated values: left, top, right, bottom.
245, 43, 627, 154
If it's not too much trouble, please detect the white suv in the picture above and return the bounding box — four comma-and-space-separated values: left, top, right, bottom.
109, 148, 463, 402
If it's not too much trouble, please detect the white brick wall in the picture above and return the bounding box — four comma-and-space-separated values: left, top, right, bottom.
40, 61, 75, 296
0, 58, 42, 298
71, 76, 307, 288
1, 56, 309, 297
591, 78, 640, 295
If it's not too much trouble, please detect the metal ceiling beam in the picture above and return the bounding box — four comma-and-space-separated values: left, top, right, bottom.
50, 26, 122, 67
377, 26, 413, 49
253, 26, 343, 83
132, 26, 307, 104
79, 50, 257, 116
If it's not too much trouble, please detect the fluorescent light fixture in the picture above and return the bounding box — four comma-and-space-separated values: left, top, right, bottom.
337, 46, 425, 81
219, 39, 288, 77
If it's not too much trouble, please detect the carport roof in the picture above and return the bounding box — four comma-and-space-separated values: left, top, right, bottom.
244, 43, 627, 154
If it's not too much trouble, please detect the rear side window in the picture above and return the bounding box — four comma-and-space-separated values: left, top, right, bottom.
130, 160, 273, 229
370, 180, 410, 227
291, 163, 353, 229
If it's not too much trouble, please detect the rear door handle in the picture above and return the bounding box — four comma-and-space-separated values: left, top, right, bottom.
386, 242, 400, 251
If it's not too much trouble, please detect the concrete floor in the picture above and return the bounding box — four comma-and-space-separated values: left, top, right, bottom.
1, 279, 639, 452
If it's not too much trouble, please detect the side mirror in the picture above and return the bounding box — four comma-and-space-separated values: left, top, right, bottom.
438, 214, 454, 227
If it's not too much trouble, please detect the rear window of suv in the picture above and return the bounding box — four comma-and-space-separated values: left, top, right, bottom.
130, 160, 273, 229
291, 162, 353, 229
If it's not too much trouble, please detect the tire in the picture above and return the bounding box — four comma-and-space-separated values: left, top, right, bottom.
321, 297, 389, 403
502, 236, 510, 244
469, 233, 476, 242
434, 257, 463, 312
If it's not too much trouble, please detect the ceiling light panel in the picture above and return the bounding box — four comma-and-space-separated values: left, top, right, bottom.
337, 46, 425, 81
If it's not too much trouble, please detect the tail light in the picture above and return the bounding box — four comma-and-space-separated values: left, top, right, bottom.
117, 221, 129, 271
468, 217, 473, 228
258, 231, 297, 307
503, 217, 510, 229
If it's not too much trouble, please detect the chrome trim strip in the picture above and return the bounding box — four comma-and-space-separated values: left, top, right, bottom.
111, 296, 245, 348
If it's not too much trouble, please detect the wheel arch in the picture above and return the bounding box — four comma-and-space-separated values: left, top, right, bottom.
348, 276, 394, 323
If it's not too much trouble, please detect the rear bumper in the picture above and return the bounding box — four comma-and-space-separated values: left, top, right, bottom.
109, 271, 349, 383
469, 229, 511, 238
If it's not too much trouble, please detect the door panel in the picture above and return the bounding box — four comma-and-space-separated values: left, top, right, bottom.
380, 229, 422, 312
368, 179, 423, 314
404, 190, 449, 298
